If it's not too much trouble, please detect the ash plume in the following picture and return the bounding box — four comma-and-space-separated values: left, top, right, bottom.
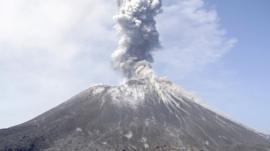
112, 0, 162, 78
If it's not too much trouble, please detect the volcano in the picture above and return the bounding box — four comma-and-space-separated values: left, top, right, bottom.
1, 0, 270, 150
0, 77, 269, 151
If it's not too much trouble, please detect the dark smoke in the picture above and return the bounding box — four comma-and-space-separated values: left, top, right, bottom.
112, 0, 162, 78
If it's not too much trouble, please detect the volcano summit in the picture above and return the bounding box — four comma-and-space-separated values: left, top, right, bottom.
1, 0, 269, 151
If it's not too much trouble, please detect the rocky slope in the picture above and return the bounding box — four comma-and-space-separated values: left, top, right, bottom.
0, 78, 269, 151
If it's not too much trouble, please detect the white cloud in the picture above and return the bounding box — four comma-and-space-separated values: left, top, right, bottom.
0, 0, 120, 128
154, 0, 237, 78
0, 0, 235, 128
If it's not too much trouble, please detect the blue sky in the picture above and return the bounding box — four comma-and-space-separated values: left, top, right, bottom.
0, 0, 269, 134
214, 0, 270, 133
172, 0, 270, 134
209, 0, 270, 133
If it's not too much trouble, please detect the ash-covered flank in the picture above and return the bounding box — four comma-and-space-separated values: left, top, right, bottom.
0, 77, 269, 151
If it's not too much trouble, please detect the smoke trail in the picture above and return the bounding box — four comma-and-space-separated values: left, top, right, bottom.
112, 0, 162, 78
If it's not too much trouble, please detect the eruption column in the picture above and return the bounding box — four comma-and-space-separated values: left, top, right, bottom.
112, 0, 162, 78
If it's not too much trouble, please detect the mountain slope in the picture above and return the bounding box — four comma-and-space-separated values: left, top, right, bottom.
0, 78, 269, 151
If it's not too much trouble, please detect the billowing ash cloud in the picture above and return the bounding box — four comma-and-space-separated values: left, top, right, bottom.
112, 0, 162, 78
